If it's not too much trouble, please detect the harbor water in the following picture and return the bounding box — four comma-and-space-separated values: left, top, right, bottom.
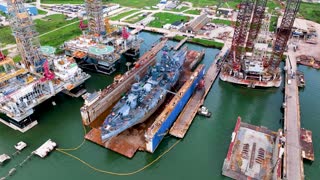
0, 32, 319, 180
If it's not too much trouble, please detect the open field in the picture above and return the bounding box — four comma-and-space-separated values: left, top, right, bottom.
173, 35, 223, 49
110, 10, 139, 21
299, 2, 320, 24
149, 12, 190, 28
212, 19, 232, 26
42, 0, 159, 8
269, 16, 278, 32
123, 13, 145, 23
184, 9, 201, 15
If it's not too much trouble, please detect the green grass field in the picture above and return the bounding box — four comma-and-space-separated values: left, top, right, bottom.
0, 14, 79, 46
149, 12, 190, 28
38, 9, 48, 15
299, 2, 320, 24
110, 10, 139, 21
212, 19, 231, 26
174, 35, 224, 49
269, 16, 278, 32
42, 0, 159, 8
123, 13, 145, 23
184, 9, 201, 15
169, 6, 189, 12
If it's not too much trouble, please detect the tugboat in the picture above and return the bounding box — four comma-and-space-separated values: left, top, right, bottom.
197, 105, 212, 118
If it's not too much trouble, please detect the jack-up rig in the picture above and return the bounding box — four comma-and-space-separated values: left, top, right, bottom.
0, 0, 90, 132
220, 0, 301, 88
64, 0, 142, 75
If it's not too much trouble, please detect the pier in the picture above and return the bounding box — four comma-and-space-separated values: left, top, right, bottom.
283, 52, 304, 179
169, 42, 230, 138
174, 37, 188, 51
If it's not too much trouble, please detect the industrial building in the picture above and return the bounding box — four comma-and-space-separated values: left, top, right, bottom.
0, 1, 38, 16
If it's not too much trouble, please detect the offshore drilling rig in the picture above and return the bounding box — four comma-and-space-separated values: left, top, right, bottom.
220, 0, 301, 88
0, 0, 90, 132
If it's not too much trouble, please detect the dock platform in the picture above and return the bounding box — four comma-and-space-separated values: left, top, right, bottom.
174, 37, 188, 51
300, 128, 314, 161
283, 52, 304, 180
169, 43, 230, 138
222, 117, 282, 180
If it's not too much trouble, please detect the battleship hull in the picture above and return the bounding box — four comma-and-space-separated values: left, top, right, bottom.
146, 65, 206, 153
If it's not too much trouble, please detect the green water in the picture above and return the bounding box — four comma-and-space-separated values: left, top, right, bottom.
0, 32, 319, 180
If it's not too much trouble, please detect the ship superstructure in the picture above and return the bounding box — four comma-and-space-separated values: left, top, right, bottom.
0, 0, 90, 132
64, 0, 142, 75
100, 47, 187, 141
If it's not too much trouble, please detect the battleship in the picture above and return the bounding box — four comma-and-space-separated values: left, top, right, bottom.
100, 47, 187, 141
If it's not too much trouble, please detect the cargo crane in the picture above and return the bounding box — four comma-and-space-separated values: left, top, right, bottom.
220, 0, 301, 88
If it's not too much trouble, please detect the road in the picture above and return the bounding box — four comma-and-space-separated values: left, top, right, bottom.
284, 48, 303, 180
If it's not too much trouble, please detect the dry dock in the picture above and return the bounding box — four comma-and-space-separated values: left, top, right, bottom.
85, 48, 203, 158
169, 43, 230, 138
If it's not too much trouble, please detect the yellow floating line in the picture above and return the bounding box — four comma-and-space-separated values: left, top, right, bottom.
57, 139, 181, 176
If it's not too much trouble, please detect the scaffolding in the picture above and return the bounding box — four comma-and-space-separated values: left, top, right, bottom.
6, 0, 44, 73
85, 0, 105, 35
268, 0, 301, 72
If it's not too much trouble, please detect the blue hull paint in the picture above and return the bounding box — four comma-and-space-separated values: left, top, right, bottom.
148, 66, 206, 153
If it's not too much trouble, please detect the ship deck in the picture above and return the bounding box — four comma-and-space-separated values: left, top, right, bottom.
169, 44, 229, 138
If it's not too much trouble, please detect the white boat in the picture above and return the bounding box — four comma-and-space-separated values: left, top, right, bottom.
14, 141, 27, 151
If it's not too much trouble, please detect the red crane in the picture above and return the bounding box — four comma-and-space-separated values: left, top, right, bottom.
79, 19, 88, 31
0, 50, 6, 61
122, 27, 130, 40
40, 60, 55, 82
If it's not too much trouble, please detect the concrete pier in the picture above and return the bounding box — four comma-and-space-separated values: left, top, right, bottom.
174, 37, 188, 51
283, 51, 304, 180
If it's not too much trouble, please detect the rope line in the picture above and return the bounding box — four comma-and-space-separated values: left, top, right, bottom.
56, 139, 181, 176
56, 125, 87, 151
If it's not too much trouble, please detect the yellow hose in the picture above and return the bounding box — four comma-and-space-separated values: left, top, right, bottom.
56, 124, 181, 175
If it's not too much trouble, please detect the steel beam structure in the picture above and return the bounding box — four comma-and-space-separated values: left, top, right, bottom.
268, 0, 301, 71
245, 0, 267, 51
6, 0, 44, 72
85, 0, 105, 35
226, 0, 255, 71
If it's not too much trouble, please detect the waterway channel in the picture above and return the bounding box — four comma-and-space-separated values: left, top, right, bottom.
0, 32, 318, 180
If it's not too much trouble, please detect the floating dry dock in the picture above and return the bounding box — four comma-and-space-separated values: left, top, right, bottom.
169, 44, 229, 138
222, 117, 283, 180
85, 48, 205, 157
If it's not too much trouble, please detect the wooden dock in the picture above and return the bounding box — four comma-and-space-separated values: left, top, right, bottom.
174, 37, 188, 51
169, 44, 230, 138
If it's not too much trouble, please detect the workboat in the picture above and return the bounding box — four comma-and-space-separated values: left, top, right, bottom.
100, 47, 187, 141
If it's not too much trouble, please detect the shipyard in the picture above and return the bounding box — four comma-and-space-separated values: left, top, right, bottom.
0, 0, 320, 179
